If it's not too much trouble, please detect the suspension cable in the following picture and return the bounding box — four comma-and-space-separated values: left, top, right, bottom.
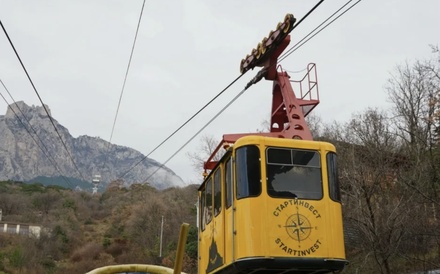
135, 0, 363, 184
142, 85, 249, 183
117, 1, 327, 180
101, 0, 147, 174
292, 0, 325, 31
107, 0, 146, 145
117, 73, 245, 179
279, 0, 362, 63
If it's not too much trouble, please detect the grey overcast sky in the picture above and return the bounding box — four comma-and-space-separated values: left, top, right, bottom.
0, 0, 439, 185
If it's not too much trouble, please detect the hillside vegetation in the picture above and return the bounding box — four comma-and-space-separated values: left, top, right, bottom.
0, 181, 199, 274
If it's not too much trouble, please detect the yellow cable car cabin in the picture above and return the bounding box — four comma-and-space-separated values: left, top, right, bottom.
198, 136, 347, 274
198, 13, 347, 274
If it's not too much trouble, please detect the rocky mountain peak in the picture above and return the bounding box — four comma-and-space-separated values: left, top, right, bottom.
0, 101, 185, 190
6, 101, 51, 119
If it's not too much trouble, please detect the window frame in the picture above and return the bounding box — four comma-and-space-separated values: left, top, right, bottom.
235, 145, 262, 200
265, 147, 323, 200
213, 167, 222, 217
225, 157, 233, 209
200, 187, 206, 231
327, 152, 341, 202
205, 178, 213, 225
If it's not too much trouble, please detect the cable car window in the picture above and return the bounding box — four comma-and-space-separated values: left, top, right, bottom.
225, 158, 232, 208
214, 168, 222, 216
327, 152, 341, 202
205, 178, 213, 224
236, 145, 261, 199
292, 149, 320, 167
267, 148, 292, 165
266, 148, 322, 199
200, 187, 206, 231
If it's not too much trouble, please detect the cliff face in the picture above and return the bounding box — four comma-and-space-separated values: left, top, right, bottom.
0, 101, 184, 189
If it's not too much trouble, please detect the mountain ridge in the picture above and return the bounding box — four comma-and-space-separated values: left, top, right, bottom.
0, 101, 185, 189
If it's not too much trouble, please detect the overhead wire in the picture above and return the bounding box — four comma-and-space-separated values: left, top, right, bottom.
136, 0, 362, 183
136, 0, 334, 183
0, 0, 357, 186
278, 0, 361, 63
117, 1, 329, 181
0, 19, 87, 182
119, 0, 324, 179
293, 0, 325, 29
117, 73, 245, 179
118, 0, 327, 181
142, 86, 249, 183
0, 79, 75, 188
107, 0, 146, 145
100, 0, 146, 176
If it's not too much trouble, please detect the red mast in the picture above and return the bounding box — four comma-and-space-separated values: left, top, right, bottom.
204, 14, 319, 172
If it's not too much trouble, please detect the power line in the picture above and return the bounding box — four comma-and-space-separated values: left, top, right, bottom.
0, 80, 75, 188
0, 19, 87, 182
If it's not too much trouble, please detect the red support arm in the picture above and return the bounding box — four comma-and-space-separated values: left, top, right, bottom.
203, 19, 320, 173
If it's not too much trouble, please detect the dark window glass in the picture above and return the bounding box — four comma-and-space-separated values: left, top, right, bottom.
292, 150, 320, 167
205, 179, 213, 224
225, 158, 232, 208
236, 145, 261, 199
267, 148, 292, 164
214, 168, 222, 216
266, 148, 322, 199
200, 188, 206, 231
327, 152, 341, 202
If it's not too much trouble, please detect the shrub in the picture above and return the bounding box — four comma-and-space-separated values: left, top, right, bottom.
70, 242, 103, 263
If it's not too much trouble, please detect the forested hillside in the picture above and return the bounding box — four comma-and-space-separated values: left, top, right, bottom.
0, 181, 199, 274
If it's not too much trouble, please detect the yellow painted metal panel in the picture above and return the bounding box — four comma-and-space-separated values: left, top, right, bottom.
199, 136, 346, 273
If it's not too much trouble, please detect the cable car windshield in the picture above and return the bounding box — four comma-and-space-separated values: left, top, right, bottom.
266, 148, 322, 199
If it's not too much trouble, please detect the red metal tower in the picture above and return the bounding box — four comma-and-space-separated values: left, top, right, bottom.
204, 14, 319, 172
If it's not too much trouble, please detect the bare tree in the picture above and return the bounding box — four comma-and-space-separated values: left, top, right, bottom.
32, 190, 61, 215
336, 108, 412, 274
186, 134, 222, 174
305, 113, 323, 139
385, 49, 440, 271
337, 49, 440, 273
386, 51, 440, 203
387, 60, 438, 150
